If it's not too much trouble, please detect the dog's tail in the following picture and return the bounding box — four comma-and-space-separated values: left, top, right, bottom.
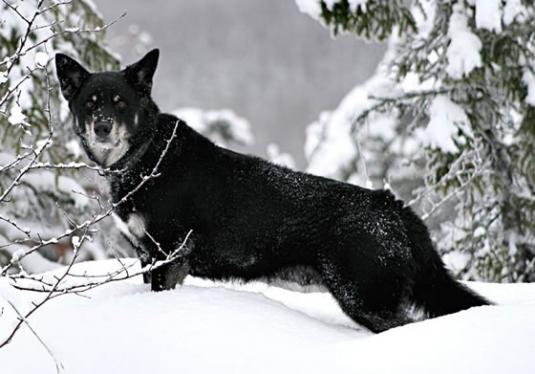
401, 206, 491, 317
412, 252, 490, 317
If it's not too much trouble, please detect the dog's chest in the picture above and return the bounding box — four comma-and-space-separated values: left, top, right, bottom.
112, 212, 147, 246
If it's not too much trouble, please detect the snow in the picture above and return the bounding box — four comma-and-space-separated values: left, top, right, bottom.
443, 251, 471, 274
446, 3, 482, 79
522, 67, 535, 106
1, 260, 535, 373
1, 244, 61, 274
305, 74, 395, 179
34, 51, 49, 68
266, 143, 296, 169
474, 226, 486, 237
71, 235, 82, 248
65, 139, 83, 158
7, 102, 25, 125
323, 0, 338, 10
295, 0, 322, 22
412, 0, 436, 37
21, 170, 90, 209
416, 95, 469, 153
348, 0, 367, 13
474, 0, 502, 32
503, 0, 527, 25
295, 0, 366, 21
173, 108, 254, 148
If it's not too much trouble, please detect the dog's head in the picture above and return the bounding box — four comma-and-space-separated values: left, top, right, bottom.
55, 49, 160, 167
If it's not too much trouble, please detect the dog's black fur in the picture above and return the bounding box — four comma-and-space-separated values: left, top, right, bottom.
55, 49, 489, 332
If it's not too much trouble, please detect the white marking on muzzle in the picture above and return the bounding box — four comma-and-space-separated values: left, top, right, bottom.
86, 120, 129, 167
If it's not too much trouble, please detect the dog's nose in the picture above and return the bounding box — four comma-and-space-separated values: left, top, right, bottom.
94, 121, 112, 138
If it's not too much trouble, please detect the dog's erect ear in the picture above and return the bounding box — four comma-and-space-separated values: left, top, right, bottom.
123, 49, 159, 94
55, 54, 90, 102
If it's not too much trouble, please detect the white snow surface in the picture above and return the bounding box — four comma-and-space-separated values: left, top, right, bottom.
1, 259, 535, 374
446, 3, 482, 79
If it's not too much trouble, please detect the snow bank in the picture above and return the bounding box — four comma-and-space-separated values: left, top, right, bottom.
1, 260, 535, 374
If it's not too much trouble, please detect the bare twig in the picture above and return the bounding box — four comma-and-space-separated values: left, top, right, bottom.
11, 230, 193, 295
0, 214, 32, 238
0, 228, 89, 353
5, 300, 64, 373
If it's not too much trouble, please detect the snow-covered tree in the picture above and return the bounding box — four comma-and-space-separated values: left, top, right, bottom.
0, 0, 121, 272
173, 108, 255, 149
297, 0, 535, 282
174, 107, 295, 168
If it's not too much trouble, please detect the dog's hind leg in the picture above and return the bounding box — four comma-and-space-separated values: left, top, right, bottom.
315, 242, 413, 333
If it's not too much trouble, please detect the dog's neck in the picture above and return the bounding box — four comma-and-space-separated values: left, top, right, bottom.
105, 116, 218, 207
108, 137, 153, 173
106, 115, 184, 185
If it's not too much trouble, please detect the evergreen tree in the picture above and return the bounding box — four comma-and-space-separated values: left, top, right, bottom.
298, 0, 535, 281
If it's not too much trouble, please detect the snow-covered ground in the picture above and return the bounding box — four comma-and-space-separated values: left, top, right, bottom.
1, 259, 535, 374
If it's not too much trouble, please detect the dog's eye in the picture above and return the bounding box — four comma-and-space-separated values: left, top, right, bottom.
85, 94, 98, 110
113, 95, 127, 109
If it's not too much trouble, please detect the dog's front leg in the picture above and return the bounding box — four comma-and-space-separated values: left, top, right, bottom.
151, 236, 194, 291
151, 257, 190, 291
138, 250, 152, 284
118, 230, 152, 284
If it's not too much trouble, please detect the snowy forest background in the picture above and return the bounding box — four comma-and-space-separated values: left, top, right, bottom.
2, 1, 535, 372
0, 0, 534, 345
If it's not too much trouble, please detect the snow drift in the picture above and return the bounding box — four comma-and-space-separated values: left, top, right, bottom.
1, 259, 535, 374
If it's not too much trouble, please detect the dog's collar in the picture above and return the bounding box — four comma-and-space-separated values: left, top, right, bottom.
106, 138, 152, 175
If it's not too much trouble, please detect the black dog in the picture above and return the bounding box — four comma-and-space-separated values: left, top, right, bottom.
55, 49, 489, 332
